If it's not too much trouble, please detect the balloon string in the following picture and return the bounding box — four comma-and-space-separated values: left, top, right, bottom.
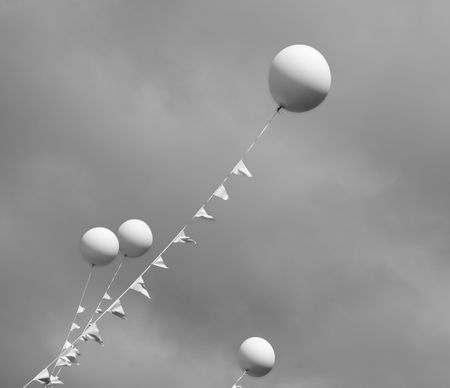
21, 107, 281, 388
48, 265, 94, 376
85, 256, 126, 331
232, 370, 247, 387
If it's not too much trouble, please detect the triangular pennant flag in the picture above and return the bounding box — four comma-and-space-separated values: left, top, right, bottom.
55, 357, 72, 368
213, 184, 229, 200
59, 346, 81, 366
33, 368, 50, 385
103, 292, 112, 301
130, 276, 151, 299
96, 307, 103, 314
62, 341, 71, 350
152, 255, 168, 269
232, 160, 252, 177
48, 375, 64, 386
77, 305, 85, 314
81, 323, 104, 345
194, 207, 214, 221
174, 229, 197, 244
70, 323, 80, 332
109, 299, 127, 320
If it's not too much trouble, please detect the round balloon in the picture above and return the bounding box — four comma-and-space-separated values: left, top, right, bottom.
117, 219, 153, 258
268, 45, 331, 112
238, 337, 275, 377
80, 227, 119, 266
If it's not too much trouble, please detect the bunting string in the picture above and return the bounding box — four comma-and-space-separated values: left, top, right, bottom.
22, 106, 281, 388
83, 256, 126, 331
50, 265, 94, 375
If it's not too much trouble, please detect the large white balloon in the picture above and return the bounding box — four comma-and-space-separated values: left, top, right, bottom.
268, 45, 331, 112
117, 219, 153, 258
80, 227, 119, 266
238, 337, 275, 377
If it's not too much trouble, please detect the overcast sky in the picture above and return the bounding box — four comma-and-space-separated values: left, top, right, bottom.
2, 1, 450, 388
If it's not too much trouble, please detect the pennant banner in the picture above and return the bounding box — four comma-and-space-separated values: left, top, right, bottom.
173, 230, 197, 244
103, 292, 112, 301
96, 308, 103, 314
131, 276, 151, 299
81, 323, 104, 345
77, 306, 85, 314
232, 160, 252, 177
213, 184, 229, 200
70, 323, 80, 332
110, 300, 127, 320
194, 207, 214, 221
33, 369, 63, 386
152, 255, 168, 269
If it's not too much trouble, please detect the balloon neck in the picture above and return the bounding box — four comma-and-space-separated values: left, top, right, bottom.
276, 105, 283, 113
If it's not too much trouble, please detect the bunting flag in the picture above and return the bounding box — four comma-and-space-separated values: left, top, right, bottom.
232, 160, 252, 178
103, 292, 112, 301
70, 323, 80, 332
81, 323, 104, 345
130, 276, 151, 299
33, 369, 63, 386
213, 184, 229, 200
62, 341, 71, 350
173, 230, 197, 244
110, 300, 127, 320
77, 306, 85, 314
55, 357, 72, 368
96, 308, 103, 314
194, 207, 214, 220
57, 345, 81, 367
152, 255, 168, 269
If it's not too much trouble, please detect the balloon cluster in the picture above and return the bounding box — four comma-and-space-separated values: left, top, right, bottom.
26, 44, 331, 388
78, 44, 330, 383
80, 219, 154, 265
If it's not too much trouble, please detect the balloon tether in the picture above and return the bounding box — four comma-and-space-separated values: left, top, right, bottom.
233, 370, 247, 388
50, 265, 95, 375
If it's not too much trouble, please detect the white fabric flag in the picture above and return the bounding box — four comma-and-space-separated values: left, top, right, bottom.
70, 323, 80, 332
131, 276, 151, 299
33, 369, 63, 386
58, 346, 80, 366
152, 255, 168, 269
81, 323, 104, 345
62, 341, 71, 350
33, 368, 51, 385
213, 184, 229, 200
103, 292, 112, 300
194, 207, 214, 220
96, 307, 103, 314
174, 230, 196, 244
55, 357, 72, 368
110, 300, 127, 320
77, 305, 85, 314
232, 160, 252, 177
48, 375, 64, 386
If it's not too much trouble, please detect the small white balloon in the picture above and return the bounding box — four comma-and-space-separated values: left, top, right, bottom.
238, 337, 275, 377
80, 227, 119, 266
268, 45, 331, 112
117, 219, 153, 258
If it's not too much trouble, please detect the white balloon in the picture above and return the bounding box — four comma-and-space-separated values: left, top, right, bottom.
238, 337, 275, 377
268, 45, 331, 112
117, 219, 153, 258
80, 227, 119, 266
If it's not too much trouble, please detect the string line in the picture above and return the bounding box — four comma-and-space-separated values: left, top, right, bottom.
232, 370, 247, 387
22, 106, 281, 388
23, 266, 95, 388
